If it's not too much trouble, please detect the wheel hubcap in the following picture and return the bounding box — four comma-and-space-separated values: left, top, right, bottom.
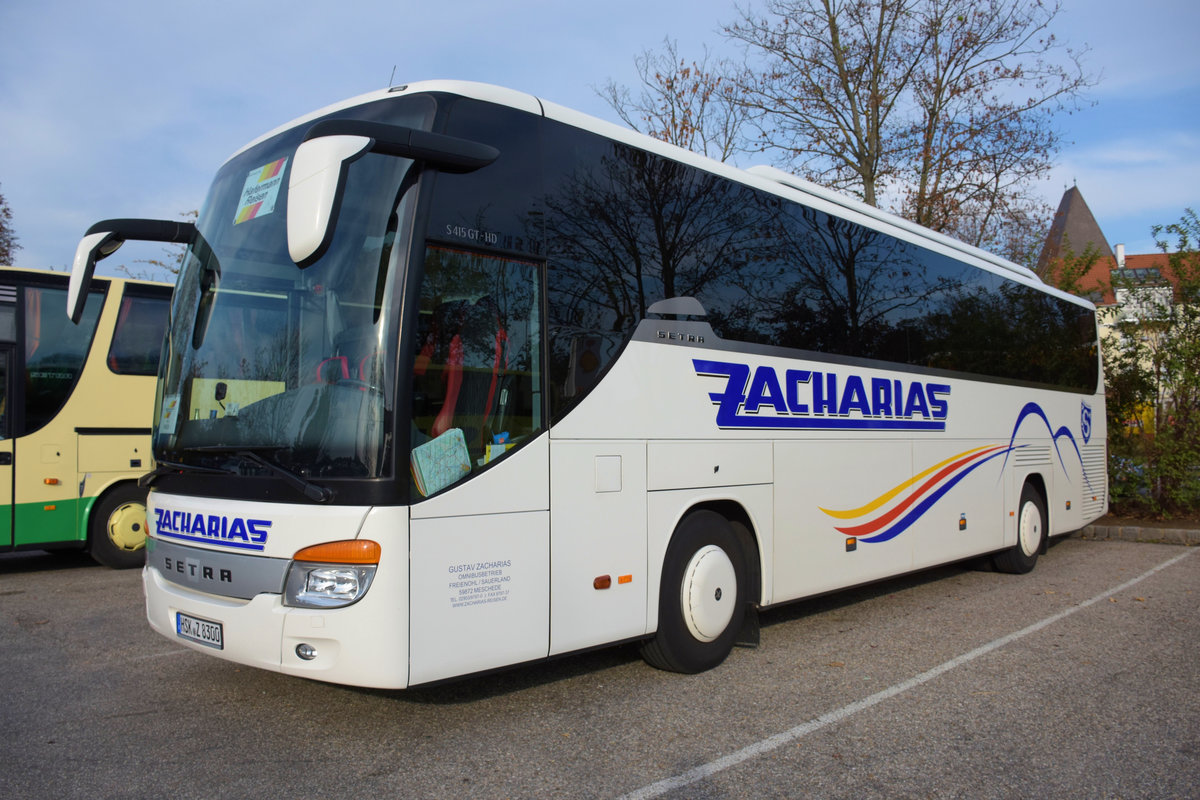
681, 545, 737, 642
1018, 500, 1042, 557
108, 502, 148, 552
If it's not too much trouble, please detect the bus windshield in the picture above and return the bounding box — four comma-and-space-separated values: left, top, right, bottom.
155, 100, 432, 480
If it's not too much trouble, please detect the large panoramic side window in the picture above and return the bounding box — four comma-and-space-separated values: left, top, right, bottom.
107, 290, 171, 375
541, 121, 764, 420
409, 245, 542, 497
23, 285, 104, 434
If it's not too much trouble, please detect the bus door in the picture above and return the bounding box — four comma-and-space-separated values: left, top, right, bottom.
406, 246, 550, 686
0, 346, 12, 548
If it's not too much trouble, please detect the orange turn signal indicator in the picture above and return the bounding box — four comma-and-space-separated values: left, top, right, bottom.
44, 478, 60, 485
293, 540, 381, 564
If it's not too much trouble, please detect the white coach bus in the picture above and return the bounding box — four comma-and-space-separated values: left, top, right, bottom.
70, 81, 1106, 689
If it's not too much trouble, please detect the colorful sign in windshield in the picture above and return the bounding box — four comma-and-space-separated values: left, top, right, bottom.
234, 157, 287, 225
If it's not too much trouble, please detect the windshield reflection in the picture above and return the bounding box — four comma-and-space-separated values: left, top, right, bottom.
155, 104, 428, 481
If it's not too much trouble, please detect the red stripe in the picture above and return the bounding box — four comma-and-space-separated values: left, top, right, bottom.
835, 446, 1008, 537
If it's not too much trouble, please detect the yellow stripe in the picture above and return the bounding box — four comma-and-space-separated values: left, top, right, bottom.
819, 445, 994, 520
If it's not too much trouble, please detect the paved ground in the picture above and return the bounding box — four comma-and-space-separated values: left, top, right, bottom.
1, 536, 1197, 799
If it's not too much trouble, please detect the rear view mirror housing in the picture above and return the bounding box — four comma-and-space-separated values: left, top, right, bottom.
69, 218, 196, 323
286, 120, 499, 268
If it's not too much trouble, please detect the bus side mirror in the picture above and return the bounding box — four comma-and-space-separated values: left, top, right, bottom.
287, 120, 499, 268
286, 135, 373, 268
68, 218, 197, 324
69, 231, 123, 323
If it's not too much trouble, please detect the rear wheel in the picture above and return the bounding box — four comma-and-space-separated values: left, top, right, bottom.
994, 482, 1046, 574
88, 483, 149, 569
641, 510, 746, 674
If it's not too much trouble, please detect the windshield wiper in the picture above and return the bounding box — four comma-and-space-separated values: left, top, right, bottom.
139, 458, 233, 488
186, 446, 334, 503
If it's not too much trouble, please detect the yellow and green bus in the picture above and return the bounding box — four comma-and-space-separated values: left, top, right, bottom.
0, 266, 171, 567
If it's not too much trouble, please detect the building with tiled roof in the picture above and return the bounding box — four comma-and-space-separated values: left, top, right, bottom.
1037, 185, 1113, 272
1036, 186, 1181, 315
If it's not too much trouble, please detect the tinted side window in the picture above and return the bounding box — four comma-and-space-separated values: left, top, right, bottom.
698, 202, 955, 363
107, 289, 171, 375
409, 245, 542, 497
0, 284, 16, 342
538, 121, 1097, 403
918, 272, 1098, 391
23, 285, 105, 434
429, 98, 543, 258
541, 122, 769, 419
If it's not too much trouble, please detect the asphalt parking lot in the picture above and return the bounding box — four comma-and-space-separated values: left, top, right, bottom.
2, 536, 1197, 799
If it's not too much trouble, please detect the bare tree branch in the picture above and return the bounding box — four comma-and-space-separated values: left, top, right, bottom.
597, 38, 752, 163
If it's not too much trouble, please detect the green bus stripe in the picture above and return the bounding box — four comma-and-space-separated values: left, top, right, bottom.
8, 497, 92, 547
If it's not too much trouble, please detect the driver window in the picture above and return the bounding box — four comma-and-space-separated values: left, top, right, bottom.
410, 245, 542, 497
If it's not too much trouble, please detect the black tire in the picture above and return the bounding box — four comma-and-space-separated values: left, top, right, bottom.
88, 483, 149, 569
641, 510, 746, 674
994, 482, 1046, 574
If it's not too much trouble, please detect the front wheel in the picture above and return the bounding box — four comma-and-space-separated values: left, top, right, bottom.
88, 484, 149, 569
994, 482, 1046, 574
641, 510, 746, 674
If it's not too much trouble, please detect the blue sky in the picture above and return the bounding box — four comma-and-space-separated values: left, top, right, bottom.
1, 0, 1196, 275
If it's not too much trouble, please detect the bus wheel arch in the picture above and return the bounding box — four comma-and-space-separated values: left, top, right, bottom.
994, 478, 1047, 575
88, 481, 150, 569
701, 500, 762, 607
641, 506, 753, 674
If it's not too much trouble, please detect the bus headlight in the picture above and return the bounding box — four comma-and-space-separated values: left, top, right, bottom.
284, 564, 376, 608
283, 540, 381, 609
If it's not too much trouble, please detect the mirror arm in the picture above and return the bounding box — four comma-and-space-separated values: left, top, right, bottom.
69, 218, 197, 324
83, 218, 197, 245
301, 120, 499, 173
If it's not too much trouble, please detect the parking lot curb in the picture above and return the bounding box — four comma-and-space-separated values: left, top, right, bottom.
1074, 524, 1200, 546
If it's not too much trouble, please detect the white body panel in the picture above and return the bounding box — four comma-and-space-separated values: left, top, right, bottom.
407, 435, 551, 685
773, 438, 913, 600
144, 495, 411, 688
553, 338, 1105, 611
409, 509, 549, 685
549, 440, 648, 655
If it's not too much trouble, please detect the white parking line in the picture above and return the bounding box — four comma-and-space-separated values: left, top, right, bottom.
619, 548, 1196, 800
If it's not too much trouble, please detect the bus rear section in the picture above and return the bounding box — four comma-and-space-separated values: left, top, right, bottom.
1, 268, 170, 566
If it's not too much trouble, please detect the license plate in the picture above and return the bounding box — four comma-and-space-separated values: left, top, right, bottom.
176, 611, 224, 649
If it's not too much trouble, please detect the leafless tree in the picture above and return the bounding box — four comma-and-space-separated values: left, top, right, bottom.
726, 0, 1089, 254
597, 38, 751, 163
725, 0, 924, 206
899, 0, 1088, 251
